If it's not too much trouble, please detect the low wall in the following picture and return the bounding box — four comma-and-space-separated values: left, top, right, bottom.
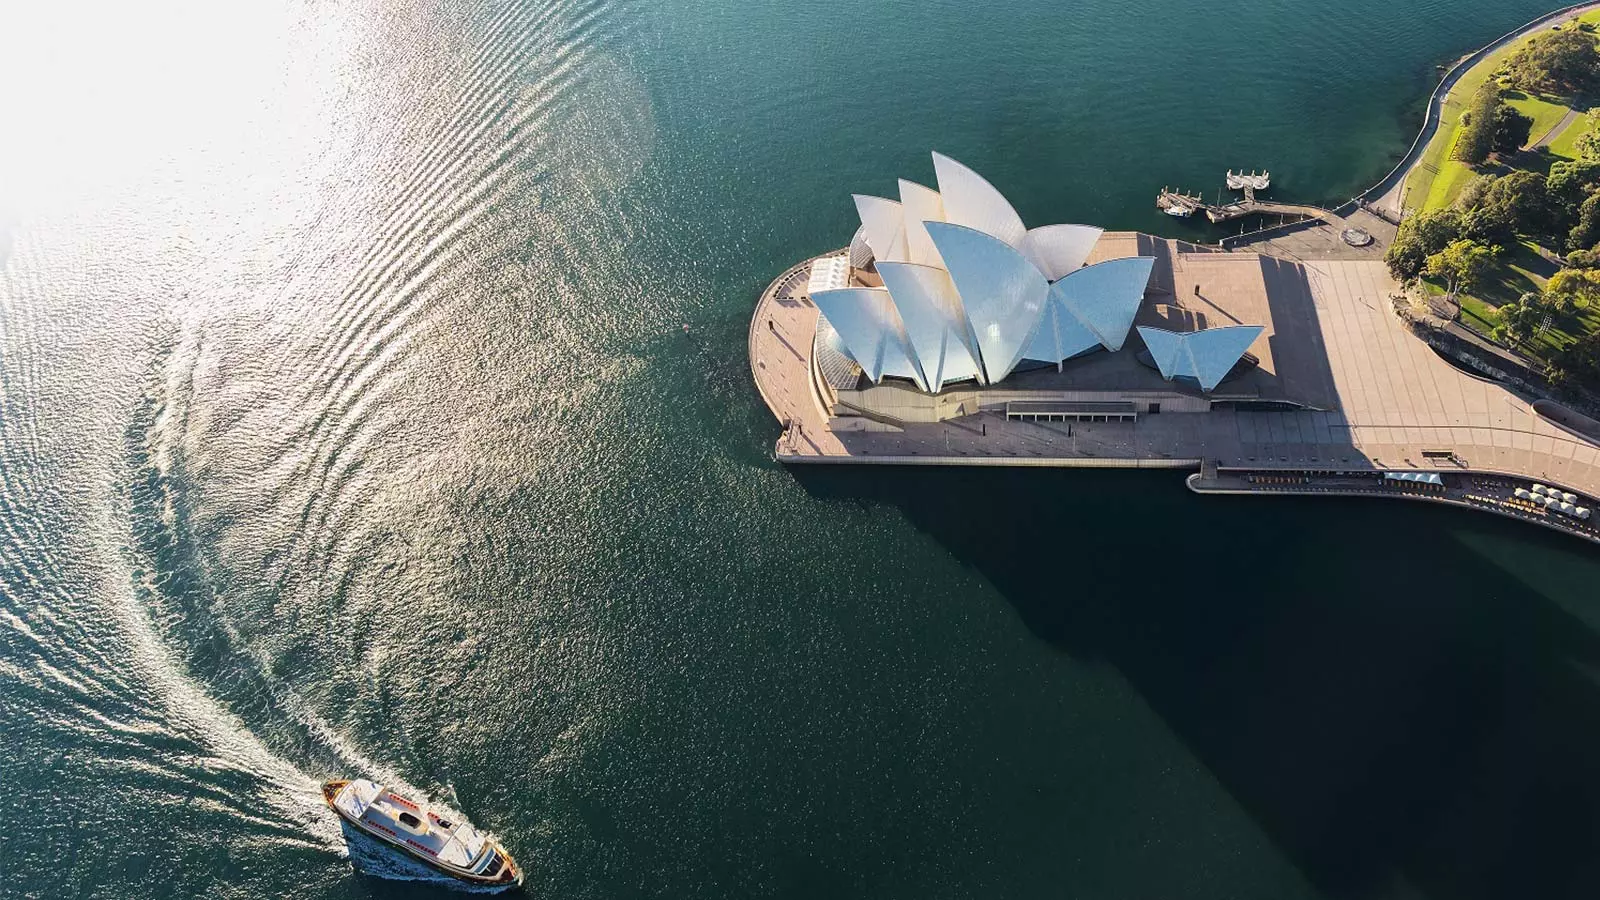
834, 383, 1210, 423
777, 451, 1201, 469
1188, 473, 1600, 547
1356, 1, 1600, 208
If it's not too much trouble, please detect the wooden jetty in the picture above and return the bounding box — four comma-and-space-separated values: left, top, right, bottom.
1157, 170, 1311, 224
1156, 187, 1206, 218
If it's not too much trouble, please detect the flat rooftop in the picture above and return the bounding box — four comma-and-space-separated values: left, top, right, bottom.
998, 236, 1338, 408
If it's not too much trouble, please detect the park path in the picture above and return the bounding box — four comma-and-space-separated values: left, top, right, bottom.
1533, 106, 1584, 149
1369, 1, 1600, 217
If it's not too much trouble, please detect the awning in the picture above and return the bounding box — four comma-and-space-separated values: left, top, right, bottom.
1384, 471, 1443, 486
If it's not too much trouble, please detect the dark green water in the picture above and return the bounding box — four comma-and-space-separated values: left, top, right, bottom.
3, 1, 1599, 898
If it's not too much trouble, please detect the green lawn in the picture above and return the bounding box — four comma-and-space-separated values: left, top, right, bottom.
1427, 241, 1600, 363
1418, 159, 1476, 212
1548, 109, 1594, 160
1407, 23, 1594, 213
1406, 39, 1527, 212
1506, 89, 1573, 140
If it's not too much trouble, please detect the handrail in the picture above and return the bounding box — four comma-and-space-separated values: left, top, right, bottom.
1223, 1, 1600, 249
1356, 1, 1600, 210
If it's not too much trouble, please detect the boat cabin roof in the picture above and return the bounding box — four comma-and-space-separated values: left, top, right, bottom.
336, 780, 490, 870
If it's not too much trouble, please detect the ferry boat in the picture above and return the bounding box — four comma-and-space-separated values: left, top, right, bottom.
323, 779, 523, 889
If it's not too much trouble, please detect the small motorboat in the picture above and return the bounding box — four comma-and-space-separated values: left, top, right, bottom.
323, 779, 523, 889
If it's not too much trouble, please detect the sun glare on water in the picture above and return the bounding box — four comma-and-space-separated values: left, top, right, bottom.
0, 1, 354, 223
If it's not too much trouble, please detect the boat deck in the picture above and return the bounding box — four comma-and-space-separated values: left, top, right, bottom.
336, 782, 486, 869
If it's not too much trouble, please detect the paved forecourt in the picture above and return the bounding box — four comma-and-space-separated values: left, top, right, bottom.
749, 235, 1600, 500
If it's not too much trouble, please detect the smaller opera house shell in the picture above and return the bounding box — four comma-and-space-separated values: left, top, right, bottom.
811, 152, 1263, 399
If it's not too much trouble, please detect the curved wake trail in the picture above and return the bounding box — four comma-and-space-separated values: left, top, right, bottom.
0, 0, 648, 893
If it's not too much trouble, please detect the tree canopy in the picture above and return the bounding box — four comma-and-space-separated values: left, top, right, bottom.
1386, 208, 1463, 280
1455, 83, 1508, 164
1457, 170, 1552, 245
1569, 191, 1600, 251
1506, 28, 1600, 93
1492, 293, 1545, 346
1494, 102, 1534, 153
1544, 268, 1600, 313
1575, 108, 1600, 159
1424, 239, 1497, 298
1551, 330, 1600, 389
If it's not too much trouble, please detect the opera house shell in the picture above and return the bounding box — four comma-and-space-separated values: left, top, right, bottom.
811, 152, 1258, 394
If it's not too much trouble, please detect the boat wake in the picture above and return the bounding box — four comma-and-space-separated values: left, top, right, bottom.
116, 333, 438, 853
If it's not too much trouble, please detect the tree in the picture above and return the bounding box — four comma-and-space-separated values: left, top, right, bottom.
1455, 83, 1505, 164
1506, 28, 1600, 93
1458, 170, 1552, 245
1546, 158, 1600, 234
1574, 108, 1600, 159
1493, 294, 1546, 346
1544, 267, 1600, 313
1386, 208, 1463, 280
1493, 103, 1534, 153
1548, 157, 1600, 211
1553, 329, 1600, 388
1424, 238, 1497, 299
1569, 190, 1600, 251
1567, 248, 1600, 268
1456, 174, 1495, 211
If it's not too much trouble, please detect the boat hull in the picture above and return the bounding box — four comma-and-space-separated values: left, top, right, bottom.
323, 781, 522, 889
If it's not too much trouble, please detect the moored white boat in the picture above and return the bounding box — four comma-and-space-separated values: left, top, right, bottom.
323, 779, 523, 889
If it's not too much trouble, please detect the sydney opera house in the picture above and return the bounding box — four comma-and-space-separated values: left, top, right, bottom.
750, 150, 1600, 547
804, 152, 1275, 424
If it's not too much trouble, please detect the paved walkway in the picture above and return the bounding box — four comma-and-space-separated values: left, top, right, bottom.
748, 256, 846, 458
1370, 2, 1600, 217
1229, 209, 1397, 262
750, 252, 1600, 500
1533, 106, 1584, 149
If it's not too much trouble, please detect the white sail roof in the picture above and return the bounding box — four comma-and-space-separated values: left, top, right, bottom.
812, 287, 928, 390
852, 194, 908, 264
1022, 297, 1103, 368
925, 221, 1048, 383
876, 261, 985, 388
931, 152, 1027, 248
1048, 256, 1154, 352
1021, 256, 1154, 365
898, 179, 946, 268
1020, 224, 1104, 281
819, 152, 1180, 393
1136, 325, 1265, 392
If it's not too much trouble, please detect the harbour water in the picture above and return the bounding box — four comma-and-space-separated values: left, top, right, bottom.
2, 1, 1598, 897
